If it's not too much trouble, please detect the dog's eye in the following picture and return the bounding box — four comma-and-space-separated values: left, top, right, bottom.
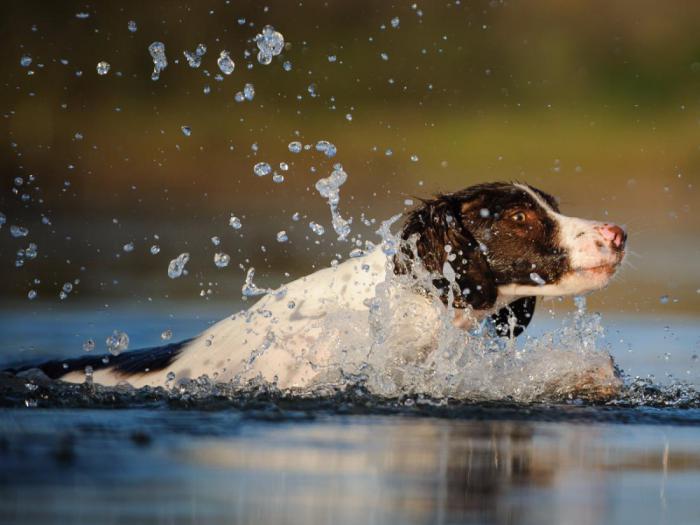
510, 211, 527, 223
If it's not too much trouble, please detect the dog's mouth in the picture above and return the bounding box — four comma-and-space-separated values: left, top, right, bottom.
574, 254, 624, 276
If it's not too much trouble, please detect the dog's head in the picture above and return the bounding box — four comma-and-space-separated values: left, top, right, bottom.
398, 182, 626, 330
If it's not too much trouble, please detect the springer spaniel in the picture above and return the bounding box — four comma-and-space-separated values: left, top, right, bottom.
12, 182, 626, 395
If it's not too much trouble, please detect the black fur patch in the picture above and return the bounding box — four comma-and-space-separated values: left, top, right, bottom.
490, 297, 537, 338
7, 339, 192, 380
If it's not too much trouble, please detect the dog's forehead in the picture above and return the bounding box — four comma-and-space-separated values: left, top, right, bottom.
459, 183, 558, 214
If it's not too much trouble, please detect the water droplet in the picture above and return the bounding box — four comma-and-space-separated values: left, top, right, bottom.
391, 16, 400, 28
62, 282, 73, 294
161, 329, 172, 341
253, 162, 272, 177
288, 141, 302, 153
272, 173, 284, 183
530, 272, 546, 286
309, 221, 325, 236
214, 252, 230, 268
27, 290, 37, 300
10, 225, 29, 238
254, 25, 285, 65
183, 43, 206, 68
243, 83, 255, 100
181, 125, 192, 137
96, 61, 110, 75
211, 236, 220, 246
315, 140, 337, 158
283, 60, 292, 71
127, 20, 137, 33
106, 330, 129, 356
380, 52, 389, 61
0, 212, 6, 228
279, 162, 289, 171
276, 230, 288, 243
217, 50, 235, 75
229, 215, 242, 229
410, 154, 419, 162
148, 41, 168, 81
75, 12, 90, 19
287, 301, 296, 309
123, 242, 134, 253
167, 252, 190, 278
166, 371, 176, 382
82, 339, 95, 352
150, 244, 161, 255
660, 295, 670, 305
328, 55, 337, 63
20, 55, 32, 68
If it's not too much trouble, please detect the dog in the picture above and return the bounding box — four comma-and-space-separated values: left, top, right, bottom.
11, 182, 626, 397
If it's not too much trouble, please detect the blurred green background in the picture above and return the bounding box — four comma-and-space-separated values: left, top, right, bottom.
0, 0, 698, 318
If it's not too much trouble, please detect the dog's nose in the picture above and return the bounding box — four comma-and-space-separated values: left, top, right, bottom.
597, 223, 626, 250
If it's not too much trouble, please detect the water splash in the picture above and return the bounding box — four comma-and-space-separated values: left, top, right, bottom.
241, 267, 285, 298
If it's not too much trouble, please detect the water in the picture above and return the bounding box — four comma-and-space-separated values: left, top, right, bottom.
1, 304, 699, 524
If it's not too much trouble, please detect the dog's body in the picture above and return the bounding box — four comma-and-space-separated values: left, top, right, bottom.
13, 183, 627, 396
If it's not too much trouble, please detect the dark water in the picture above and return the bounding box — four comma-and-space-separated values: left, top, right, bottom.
1, 307, 699, 524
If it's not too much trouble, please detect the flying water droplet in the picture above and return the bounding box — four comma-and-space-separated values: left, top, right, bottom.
10, 225, 29, 238
229, 215, 242, 229
106, 330, 129, 356
309, 222, 325, 236
253, 162, 272, 177
217, 50, 235, 75
243, 83, 255, 100
315, 165, 351, 241
148, 42, 167, 81
161, 329, 172, 341
315, 140, 337, 158
183, 43, 206, 68
150, 244, 160, 255
214, 252, 230, 268
96, 61, 110, 75
254, 25, 285, 65
27, 290, 37, 300
391, 16, 400, 28
276, 230, 288, 242
288, 141, 302, 153
123, 242, 134, 253
20, 55, 32, 68
127, 20, 137, 33
181, 125, 192, 137
167, 252, 190, 278
83, 339, 95, 352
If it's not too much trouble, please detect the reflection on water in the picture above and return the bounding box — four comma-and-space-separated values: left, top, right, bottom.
1, 410, 699, 525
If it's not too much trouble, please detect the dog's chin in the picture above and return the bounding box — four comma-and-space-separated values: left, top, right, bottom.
497, 258, 623, 298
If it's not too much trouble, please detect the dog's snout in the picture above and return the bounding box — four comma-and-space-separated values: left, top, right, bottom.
597, 224, 626, 250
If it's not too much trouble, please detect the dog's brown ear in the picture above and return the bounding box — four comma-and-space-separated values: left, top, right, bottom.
398, 196, 497, 310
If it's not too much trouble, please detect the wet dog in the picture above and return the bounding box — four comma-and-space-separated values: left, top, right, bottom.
12, 182, 626, 397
